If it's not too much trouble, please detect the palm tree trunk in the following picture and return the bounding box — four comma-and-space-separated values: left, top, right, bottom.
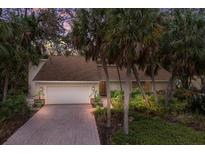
151, 67, 158, 103
3, 73, 9, 102
117, 66, 123, 91
165, 76, 174, 106
102, 60, 111, 128
132, 65, 148, 104
124, 67, 131, 135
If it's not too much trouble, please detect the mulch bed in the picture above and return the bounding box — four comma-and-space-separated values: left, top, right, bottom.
0, 107, 41, 144
163, 114, 205, 132
0, 116, 30, 144
94, 111, 123, 144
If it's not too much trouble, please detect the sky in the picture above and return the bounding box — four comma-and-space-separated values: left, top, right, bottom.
1, 8, 74, 34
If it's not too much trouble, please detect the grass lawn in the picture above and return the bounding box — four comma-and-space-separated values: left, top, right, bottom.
112, 113, 205, 145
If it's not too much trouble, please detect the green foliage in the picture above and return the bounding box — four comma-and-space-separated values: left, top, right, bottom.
130, 89, 162, 112
168, 98, 189, 114
160, 9, 205, 89
0, 95, 30, 122
189, 94, 205, 114
173, 89, 205, 114
92, 94, 103, 107
111, 89, 162, 113
111, 90, 123, 98
155, 92, 189, 114
174, 88, 194, 100
94, 106, 106, 118
110, 88, 202, 115
111, 90, 124, 112
131, 88, 141, 97
130, 94, 162, 113
33, 99, 45, 108
112, 113, 205, 144
0, 9, 66, 100
95, 94, 101, 103
129, 94, 145, 110
147, 95, 163, 112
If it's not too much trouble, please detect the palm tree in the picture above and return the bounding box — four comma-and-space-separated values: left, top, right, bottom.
116, 66, 123, 91
144, 62, 160, 102
0, 19, 14, 101
0, 9, 63, 101
71, 9, 112, 127
160, 9, 205, 104
105, 8, 162, 134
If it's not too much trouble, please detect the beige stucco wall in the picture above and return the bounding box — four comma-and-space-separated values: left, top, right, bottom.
110, 81, 168, 92
110, 81, 168, 91
153, 82, 168, 91
110, 81, 126, 91
191, 76, 202, 90
28, 59, 47, 97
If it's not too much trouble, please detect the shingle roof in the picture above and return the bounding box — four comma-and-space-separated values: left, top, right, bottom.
33, 56, 171, 81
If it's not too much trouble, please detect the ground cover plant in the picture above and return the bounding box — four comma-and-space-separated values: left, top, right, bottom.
112, 112, 205, 145
0, 95, 44, 144
94, 88, 205, 144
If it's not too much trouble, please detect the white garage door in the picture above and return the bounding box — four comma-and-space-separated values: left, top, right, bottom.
46, 86, 93, 104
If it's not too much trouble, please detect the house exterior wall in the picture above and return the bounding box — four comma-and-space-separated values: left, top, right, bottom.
30, 80, 168, 104
110, 81, 168, 92
110, 81, 126, 91
34, 82, 99, 101
28, 59, 47, 97
152, 82, 168, 91
191, 76, 202, 90
31, 80, 168, 100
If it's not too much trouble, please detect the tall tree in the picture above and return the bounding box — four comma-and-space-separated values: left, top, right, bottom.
71, 9, 112, 127
138, 10, 164, 103
0, 9, 65, 101
105, 8, 162, 134
0, 18, 15, 101
160, 9, 205, 104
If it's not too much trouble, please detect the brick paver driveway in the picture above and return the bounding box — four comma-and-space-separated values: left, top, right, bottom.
4, 105, 100, 145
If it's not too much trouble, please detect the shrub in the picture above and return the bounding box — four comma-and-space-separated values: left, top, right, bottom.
168, 97, 189, 114
130, 94, 160, 112
0, 95, 30, 122
94, 106, 106, 118
111, 89, 163, 113
130, 88, 146, 110
147, 95, 163, 112
189, 94, 205, 114
111, 91, 123, 112
129, 94, 145, 110
33, 99, 45, 108
92, 94, 103, 107
157, 90, 166, 95
174, 88, 194, 100
131, 88, 141, 97
111, 90, 123, 98
95, 94, 101, 103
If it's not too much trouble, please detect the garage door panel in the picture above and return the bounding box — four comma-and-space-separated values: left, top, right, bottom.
46, 86, 92, 104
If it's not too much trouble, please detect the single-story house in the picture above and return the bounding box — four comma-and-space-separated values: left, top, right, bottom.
28, 56, 171, 104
